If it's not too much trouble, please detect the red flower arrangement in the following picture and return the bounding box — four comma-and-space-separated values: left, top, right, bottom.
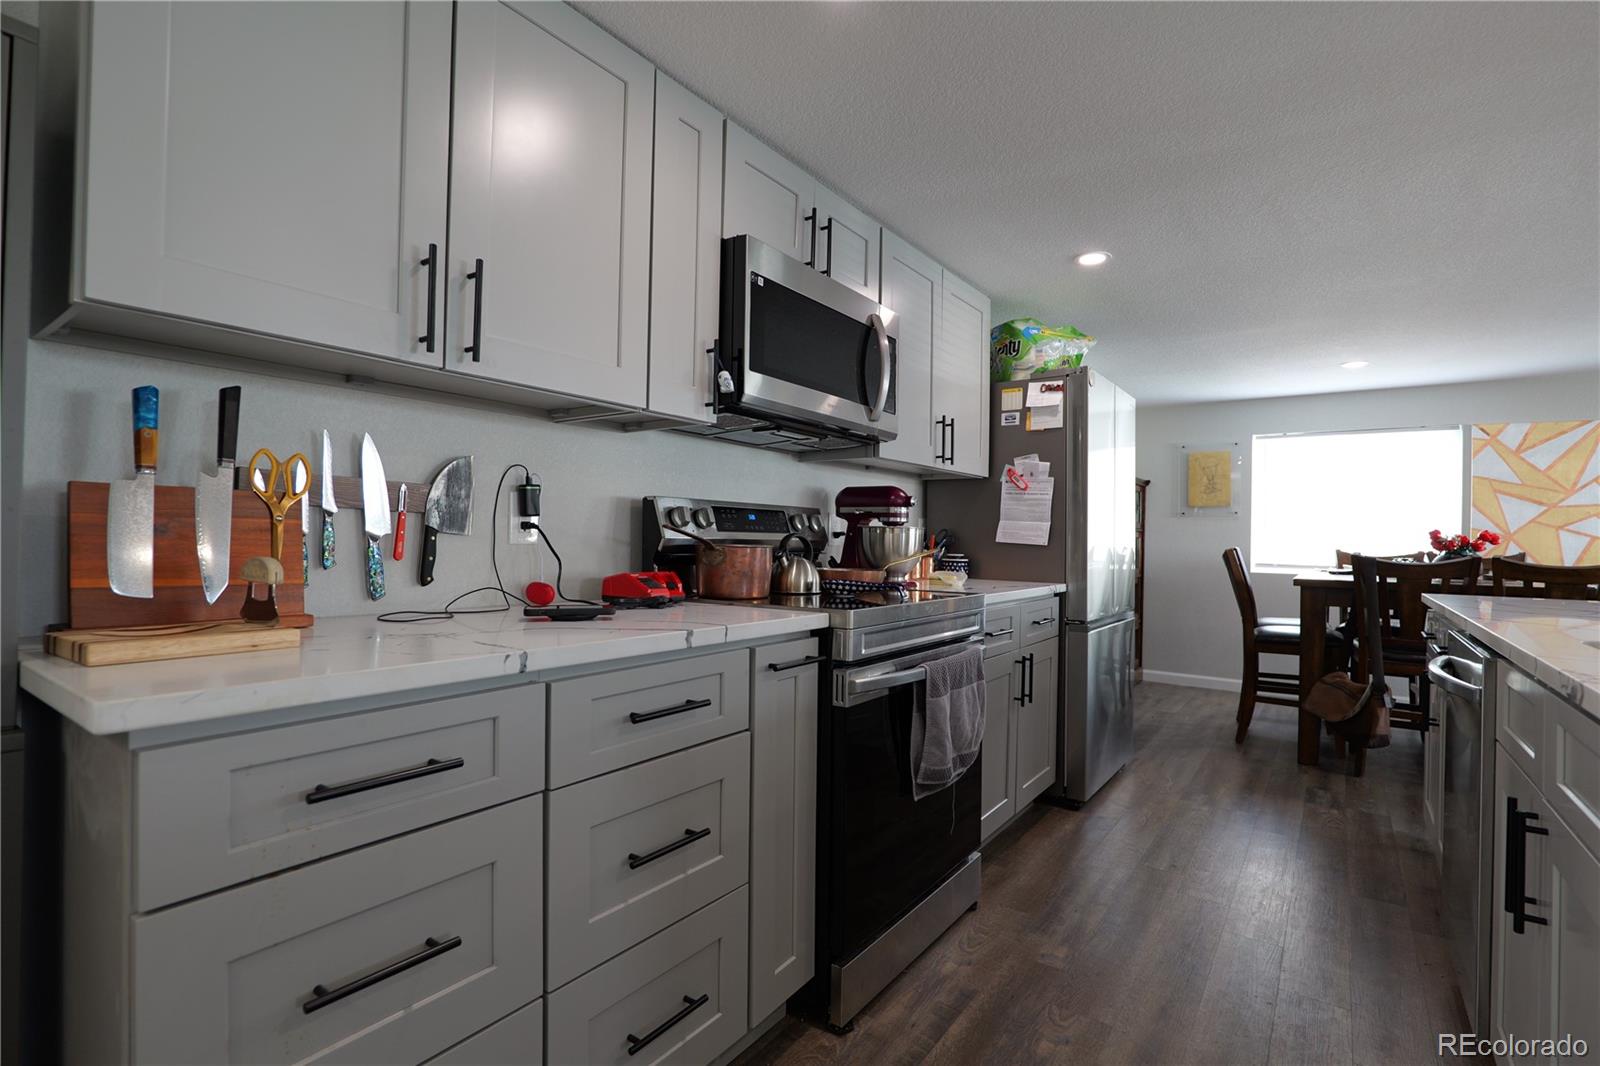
1429, 528, 1501, 558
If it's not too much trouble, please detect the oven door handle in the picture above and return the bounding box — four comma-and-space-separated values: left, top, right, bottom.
847, 665, 929, 697
865, 312, 891, 424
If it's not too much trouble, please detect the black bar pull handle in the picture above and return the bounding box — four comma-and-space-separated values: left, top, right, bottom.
1014, 657, 1027, 705
933, 416, 947, 463
768, 654, 826, 673
418, 243, 438, 353
305, 756, 465, 804
947, 417, 956, 466
1025, 653, 1035, 704
820, 218, 834, 276
1505, 798, 1550, 934
803, 210, 817, 267
628, 697, 713, 725
302, 935, 461, 1014
626, 994, 709, 1056
465, 258, 484, 362
628, 827, 711, 870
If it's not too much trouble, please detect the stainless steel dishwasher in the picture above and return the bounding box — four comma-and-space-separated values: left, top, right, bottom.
1428, 626, 1497, 1034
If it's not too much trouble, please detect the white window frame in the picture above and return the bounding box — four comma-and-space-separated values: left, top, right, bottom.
1250, 425, 1468, 573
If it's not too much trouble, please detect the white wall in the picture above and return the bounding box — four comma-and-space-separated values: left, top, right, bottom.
15, 337, 919, 638
1135, 369, 1600, 686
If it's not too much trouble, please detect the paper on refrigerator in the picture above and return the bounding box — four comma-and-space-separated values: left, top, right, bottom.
995, 460, 1054, 545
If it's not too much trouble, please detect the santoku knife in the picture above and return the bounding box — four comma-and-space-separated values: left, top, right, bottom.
194, 385, 240, 604
360, 433, 391, 600
319, 429, 338, 569
420, 456, 473, 587
107, 386, 159, 598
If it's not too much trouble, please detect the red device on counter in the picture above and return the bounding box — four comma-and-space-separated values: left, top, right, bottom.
601, 570, 686, 608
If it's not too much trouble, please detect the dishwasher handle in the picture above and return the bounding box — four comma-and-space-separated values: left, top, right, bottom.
1427, 653, 1483, 700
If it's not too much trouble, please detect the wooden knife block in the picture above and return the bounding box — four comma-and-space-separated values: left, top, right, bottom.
68, 481, 313, 629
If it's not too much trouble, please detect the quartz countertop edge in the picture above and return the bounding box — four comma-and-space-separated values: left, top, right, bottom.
19, 605, 827, 737
1423, 594, 1600, 719
964, 580, 1067, 605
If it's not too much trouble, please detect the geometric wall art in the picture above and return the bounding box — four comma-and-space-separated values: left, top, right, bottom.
1471, 421, 1600, 565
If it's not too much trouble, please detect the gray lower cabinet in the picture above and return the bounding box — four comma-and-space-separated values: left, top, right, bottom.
748, 638, 819, 1022
980, 596, 1061, 843
547, 649, 750, 787
546, 733, 751, 990
133, 684, 545, 910
980, 653, 1018, 842
426, 1000, 544, 1066
1015, 636, 1059, 809
547, 888, 750, 1066
131, 797, 543, 1065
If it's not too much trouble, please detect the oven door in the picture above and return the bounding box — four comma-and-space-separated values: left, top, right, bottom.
824, 643, 981, 962
722, 236, 899, 441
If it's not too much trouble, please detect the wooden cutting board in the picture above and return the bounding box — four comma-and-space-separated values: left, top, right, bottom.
68, 481, 312, 629
46, 622, 302, 667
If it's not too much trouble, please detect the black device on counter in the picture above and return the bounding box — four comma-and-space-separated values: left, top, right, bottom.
523, 604, 614, 621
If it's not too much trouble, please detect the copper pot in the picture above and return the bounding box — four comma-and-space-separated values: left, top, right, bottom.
665, 524, 773, 600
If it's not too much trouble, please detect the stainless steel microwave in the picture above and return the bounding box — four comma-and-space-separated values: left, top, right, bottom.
716, 235, 898, 443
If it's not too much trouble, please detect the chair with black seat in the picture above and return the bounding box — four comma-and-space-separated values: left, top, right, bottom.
1335, 549, 1426, 567
1490, 558, 1600, 600
1224, 547, 1349, 743
1357, 555, 1481, 731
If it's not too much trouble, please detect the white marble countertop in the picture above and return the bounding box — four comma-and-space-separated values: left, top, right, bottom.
962, 579, 1067, 605
19, 603, 825, 737
1423, 595, 1600, 718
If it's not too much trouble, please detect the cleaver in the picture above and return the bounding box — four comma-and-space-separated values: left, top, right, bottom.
194, 386, 241, 604
107, 386, 159, 598
419, 456, 473, 587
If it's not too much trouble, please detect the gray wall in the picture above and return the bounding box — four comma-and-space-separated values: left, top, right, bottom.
16, 336, 919, 637
1135, 369, 1600, 685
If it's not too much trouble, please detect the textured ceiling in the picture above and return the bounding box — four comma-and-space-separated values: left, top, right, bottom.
577, 1, 1599, 404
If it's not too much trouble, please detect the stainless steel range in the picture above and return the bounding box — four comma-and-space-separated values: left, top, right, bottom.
642, 496, 985, 1030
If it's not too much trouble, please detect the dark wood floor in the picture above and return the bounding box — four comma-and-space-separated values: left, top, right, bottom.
740, 682, 1472, 1066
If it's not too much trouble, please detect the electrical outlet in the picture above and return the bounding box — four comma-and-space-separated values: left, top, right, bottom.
507, 486, 540, 545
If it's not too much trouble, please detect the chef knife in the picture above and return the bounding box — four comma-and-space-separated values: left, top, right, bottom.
360, 433, 391, 600
319, 429, 338, 569
194, 385, 240, 604
107, 386, 159, 598
419, 456, 474, 587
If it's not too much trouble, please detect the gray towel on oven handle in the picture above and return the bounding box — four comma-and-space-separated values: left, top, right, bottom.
910, 643, 986, 800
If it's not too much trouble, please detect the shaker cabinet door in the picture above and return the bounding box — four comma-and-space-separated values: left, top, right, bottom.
1015, 640, 1059, 808
934, 270, 992, 477
78, 1, 450, 364
813, 185, 879, 300
647, 72, 723, 424
876, 231, 939, 469
723, 122, 815, 264
980, 654, 1018, 842
1544, 808, 1599, 1063
449, 1, 652, 405
1491, 749, 1549, 1064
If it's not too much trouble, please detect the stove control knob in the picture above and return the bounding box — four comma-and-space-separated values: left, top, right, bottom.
692, 507, 714, 529
666, 506, 690, 529
789, 514, 807, 532
807, 514, 826, 534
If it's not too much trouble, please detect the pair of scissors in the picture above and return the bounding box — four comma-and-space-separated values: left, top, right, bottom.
249, 448, 310, 564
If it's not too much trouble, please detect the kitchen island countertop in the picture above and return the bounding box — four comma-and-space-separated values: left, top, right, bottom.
1423, 594, 1600, 718
19, 603, 826, 737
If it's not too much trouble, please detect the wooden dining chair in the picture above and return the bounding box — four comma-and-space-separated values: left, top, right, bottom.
1481, 551, 1527, 580
1335, 549, 1427, 566
1224, 547, 1349, 743
1357, 556, 1482, 730
1490, 558, 1600, 600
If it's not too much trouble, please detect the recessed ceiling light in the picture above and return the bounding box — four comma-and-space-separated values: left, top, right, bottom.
1074, 251, 1110, 267
1340, 360, 1370, 370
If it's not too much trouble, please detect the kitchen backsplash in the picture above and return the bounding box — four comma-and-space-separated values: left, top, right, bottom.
17, 337, 921, 636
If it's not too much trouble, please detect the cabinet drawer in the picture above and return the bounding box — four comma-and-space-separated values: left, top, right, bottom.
1546, 695, 1600, 861
980, 604, 1021, 659
134, 684, 545, 910
547, 888, 749, 1066
1022, 597, 1060, 645
548, 650, 749, 787
132, 797, 542, 1065
426, 999, 543, 1066
547, 733, 750, 989
1499, 665, 1547, 788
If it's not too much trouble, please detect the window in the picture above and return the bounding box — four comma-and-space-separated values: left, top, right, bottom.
1251, 427, 1464, 570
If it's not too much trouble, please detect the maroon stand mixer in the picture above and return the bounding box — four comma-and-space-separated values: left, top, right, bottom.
833, 486, 917, 568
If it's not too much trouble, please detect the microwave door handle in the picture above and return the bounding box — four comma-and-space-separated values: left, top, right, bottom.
866, 312, 891, 423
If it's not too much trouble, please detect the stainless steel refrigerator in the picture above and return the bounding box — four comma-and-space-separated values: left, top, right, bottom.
926, 368, 1137, 804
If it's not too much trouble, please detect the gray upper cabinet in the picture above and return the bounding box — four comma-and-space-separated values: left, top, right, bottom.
449, 1, 653, 406
647, 72, 723, 424
875, 231, 939, 469
47, 1, 451, 364
813, 185, 879, 300
748, 639, 819, 1023
934, 269, 992, 478
723, 122, 815, 263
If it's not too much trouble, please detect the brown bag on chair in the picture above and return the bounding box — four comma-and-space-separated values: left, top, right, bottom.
1306, 672, 1392, 748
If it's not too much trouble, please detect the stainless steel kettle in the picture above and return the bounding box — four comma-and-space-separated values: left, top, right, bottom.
771, 532, 821, 595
